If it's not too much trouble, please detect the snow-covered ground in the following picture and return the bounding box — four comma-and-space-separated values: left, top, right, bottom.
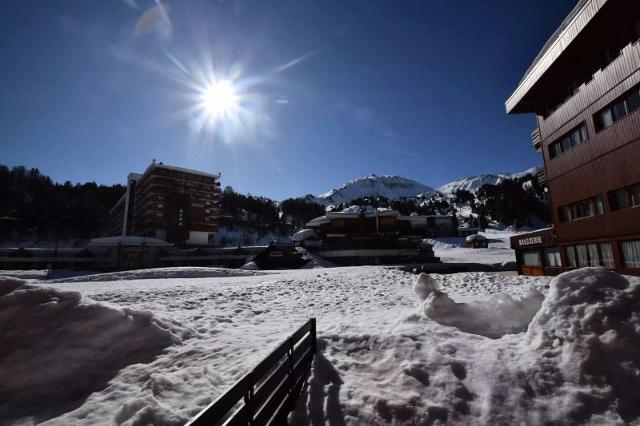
428, 228, 520, 266
2, 265, 639, 425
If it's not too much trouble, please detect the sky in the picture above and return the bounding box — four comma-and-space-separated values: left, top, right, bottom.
0, 0, 578, 200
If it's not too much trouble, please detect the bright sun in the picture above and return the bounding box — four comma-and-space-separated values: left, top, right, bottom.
200, 79, 239, 118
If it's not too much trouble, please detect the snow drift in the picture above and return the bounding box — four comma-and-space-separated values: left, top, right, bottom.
414, 273, 544, 338
0, 277, 177, 424
414, 268, 640, 424
518, 268, 640, 423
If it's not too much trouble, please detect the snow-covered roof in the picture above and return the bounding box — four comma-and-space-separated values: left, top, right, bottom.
88, 236, 173, 247
292, 229, 319, 242
465, 234, 487, 242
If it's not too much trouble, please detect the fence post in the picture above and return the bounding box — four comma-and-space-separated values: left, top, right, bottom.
310, 318, 317, 355
245, 372, 254, 425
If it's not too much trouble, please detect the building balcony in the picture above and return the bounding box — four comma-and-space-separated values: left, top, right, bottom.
531, 128, 542, 152
536, 167, 547, 187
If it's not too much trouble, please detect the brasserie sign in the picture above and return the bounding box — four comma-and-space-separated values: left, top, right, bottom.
518, 236, 543, 246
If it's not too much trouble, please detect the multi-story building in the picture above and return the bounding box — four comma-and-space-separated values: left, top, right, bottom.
508, 0, 640, 276
108, 161, 221, 245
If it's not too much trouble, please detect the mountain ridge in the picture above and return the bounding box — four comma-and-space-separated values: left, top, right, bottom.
311, 168, 538, 205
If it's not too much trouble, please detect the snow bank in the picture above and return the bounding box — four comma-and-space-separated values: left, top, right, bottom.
48, 266, 267, 283
519, 268, 640, 423
414, 273, 544, 338
295, 247, 336, 269
0, 277, 177, 424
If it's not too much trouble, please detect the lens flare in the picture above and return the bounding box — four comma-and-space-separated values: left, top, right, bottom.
200, 79, 239, 118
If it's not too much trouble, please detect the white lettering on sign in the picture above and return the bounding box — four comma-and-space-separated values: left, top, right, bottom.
519, 236, 543, 246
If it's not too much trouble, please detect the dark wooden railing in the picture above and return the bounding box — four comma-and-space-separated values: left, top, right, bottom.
186, 318, 317, 426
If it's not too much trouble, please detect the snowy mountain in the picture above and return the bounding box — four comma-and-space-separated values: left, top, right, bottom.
437, 167, 538, 194
316, 175, 437, 205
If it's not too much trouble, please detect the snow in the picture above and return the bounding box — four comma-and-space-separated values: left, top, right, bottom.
427, 228, 533, 266
292, 228, 319, 242
0, 277, 177, 425
316, 175, 437, 205
3, 265, 639, 425
437, 168, 537, 194
415, 273, 544, 338
46, 267, 268, 283
88, 236, 173, 247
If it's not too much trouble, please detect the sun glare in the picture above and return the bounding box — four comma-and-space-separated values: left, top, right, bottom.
201, 79, 239, 118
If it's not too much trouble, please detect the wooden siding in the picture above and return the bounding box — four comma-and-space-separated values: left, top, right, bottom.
506, 0, 607, 113
535, 38, 640, 246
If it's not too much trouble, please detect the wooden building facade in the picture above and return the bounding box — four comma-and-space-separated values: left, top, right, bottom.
507, 0, 640, 276
107, 162, 222, 246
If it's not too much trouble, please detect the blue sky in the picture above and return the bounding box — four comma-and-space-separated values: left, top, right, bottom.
0, 0, 576, 200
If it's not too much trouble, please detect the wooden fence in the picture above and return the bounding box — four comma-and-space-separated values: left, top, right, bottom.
186, 318, 317, 426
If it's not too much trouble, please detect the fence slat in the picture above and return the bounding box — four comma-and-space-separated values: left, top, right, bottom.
252, 342, 289, 382
253, 370, 293, 426
186, 374, 250, 426
186, 318, 316, 426
289, 320, 313, 345
292, 333, 313, 363
252, 359, 289, 411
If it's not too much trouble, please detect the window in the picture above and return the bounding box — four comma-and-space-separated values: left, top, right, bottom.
523, 251, 541, 266
576, 245, 590, 267
600, 243, 614, 268
587, 244, 600, 267
609, 182, 640, 211
566, 246, 577, 267
545, 248, 562, 267
622, 240, 640, 268
558, 196, 604, 222
548, 124, 588, 158
595, 85, 640, 131
568, 243, 614, 268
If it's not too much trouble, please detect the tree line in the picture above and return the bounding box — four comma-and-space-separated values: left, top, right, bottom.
0, 164, 549, 245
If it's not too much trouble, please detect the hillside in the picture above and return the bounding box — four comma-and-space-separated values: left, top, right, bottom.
316, 175, 437, 205
437, 167, 537, 194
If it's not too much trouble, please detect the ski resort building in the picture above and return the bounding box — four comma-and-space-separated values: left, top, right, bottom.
507, 0, 640, 276
293, 208, 452, 265
107, 161, 221, 246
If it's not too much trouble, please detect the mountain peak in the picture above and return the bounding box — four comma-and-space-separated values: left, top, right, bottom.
437, 167, 537, 194
317, 175, 436, 205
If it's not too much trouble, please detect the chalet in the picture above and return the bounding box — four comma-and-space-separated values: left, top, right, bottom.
465, 234, 488, 249
251, 243, 307, 270
294, 208, 448, 265
507, 0, 640, 276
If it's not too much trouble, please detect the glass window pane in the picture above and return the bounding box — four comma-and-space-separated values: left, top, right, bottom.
545, 248, 561, 267
588, 244, 600, 266
579, 125, 589, 141
570, 130, 580, 147
566, 246, 577, 267
600, 243, 614, 268
559, 205, 571, 222
631, 185, 640, 207
622, 240, 640, 268
561, 137, 572, 151
577, 245, 589, 267
627, 90, 640, 113
523, 251, 541, 266
599, 109, 614, 129
612, 188, 630, 210
595, 197, 603, 215
612, 101, 627, 121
